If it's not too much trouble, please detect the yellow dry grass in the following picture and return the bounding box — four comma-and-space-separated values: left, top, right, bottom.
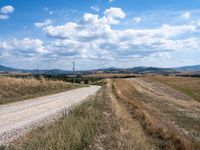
87, 80, 157, 150
4, 77, 200, 150
112, 78, 200, 150
5, 80, 157, 150
83, 73, 138, 78
149, 75, 200, 102
0, 76, 75, 104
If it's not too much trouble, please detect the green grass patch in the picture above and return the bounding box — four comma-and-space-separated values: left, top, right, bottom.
178, 88, 196, 98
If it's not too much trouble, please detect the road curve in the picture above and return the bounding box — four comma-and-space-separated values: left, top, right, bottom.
0, 85, 101, 145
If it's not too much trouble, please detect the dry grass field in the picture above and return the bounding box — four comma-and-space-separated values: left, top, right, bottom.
0, 76, 76, 104
112, 78, 200, 150
2, 76, 200, 150
83, 73, 139, 78
4, 80, 157, 150
7, 84, 146, 150
149, 75, 200, 102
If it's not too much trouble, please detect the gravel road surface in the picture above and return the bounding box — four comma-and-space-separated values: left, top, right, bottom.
0, 85, 101, 145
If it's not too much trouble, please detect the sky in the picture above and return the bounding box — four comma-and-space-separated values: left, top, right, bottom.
0, 0, 200, 70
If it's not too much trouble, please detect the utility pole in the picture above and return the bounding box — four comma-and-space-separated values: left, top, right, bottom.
73, 61, 75, 84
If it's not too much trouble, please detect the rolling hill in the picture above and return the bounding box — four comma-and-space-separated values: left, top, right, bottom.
1, 64, 200, 75
0, 65, 16, 72
175, 65, 200, 71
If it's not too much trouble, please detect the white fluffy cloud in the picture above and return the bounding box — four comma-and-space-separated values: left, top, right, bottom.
0, 14, 9, 19
158, 37, 200, 51
1, 5, 14, 14
0, 38, 48, 56
181, 12, 191, 19
44, 7, 125, 39
2, 7, 200, 69
45, 22, 78, 38
34, 19, 54, 28
104, 7, 126, 19
0, 5, 14, 20
42, 7, 200, 61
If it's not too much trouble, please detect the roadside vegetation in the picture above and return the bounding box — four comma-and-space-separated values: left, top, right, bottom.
7, 86, 106, 150
5, 74, 104, 85
4, 73, 140, 85
149, 75, 200, 102
0, 76, 77, 104
5, 80, 156, 150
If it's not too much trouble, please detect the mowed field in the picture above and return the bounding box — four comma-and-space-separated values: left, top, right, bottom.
0, 76, 76, 104
149, 75, 200, 102
112, 77, 200, 149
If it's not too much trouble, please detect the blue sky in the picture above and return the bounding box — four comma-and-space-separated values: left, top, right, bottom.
0, 0, 200, 70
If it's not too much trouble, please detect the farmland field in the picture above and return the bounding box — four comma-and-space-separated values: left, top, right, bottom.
83, 73, 139, 78
0, 76, 77, 104
2, 76, 200, 150
149, 75, 200, 102
112, 77, 200, 149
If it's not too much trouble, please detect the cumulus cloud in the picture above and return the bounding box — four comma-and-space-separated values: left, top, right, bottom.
104, 7, 126, 19
42, 7, 200, 61
181, 12, 191, 19
34, 19, 54, 28
45, 22, 78, 38
0, 38, 48, 56
2, 7, 200, 69
44, 7, 126, 39
158, 37, 200, 51
0, 5, 14, 20
1, 5, 14, 14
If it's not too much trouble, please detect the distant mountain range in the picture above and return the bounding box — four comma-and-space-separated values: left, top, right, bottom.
0, 65, 17, 71
1, 64, 200, 75
175, 65, 200, 71
95, 67, 177, 74
0, 65, 73, 75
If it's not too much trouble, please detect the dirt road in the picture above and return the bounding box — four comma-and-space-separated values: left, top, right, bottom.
0, 85, 101, 145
